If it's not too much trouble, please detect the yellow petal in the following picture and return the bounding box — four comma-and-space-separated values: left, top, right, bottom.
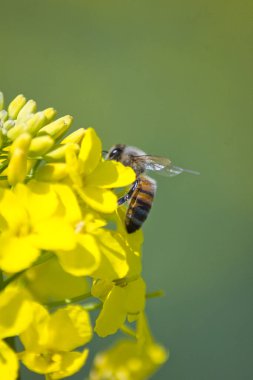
20, 349, 89, 379
19, 350, 60, 375
50, 349, 89, 380
35, 163, 68, 182
56, 234, 100, 276
24, 256, 90, 304
125, 278, 146, 315
52, 184, 82, 224
92, 231, 129, 281
47, 306, 92, 351
0, 233, 40, 273
95, 285, 126, 337
34, 218, 76, 251
14, 182, 59, 225
61, 128, 86, 145
19, 303, 49, 351
80, 186, 117, 213
86, 161, 136, 188
78, 128, 101, 176
0, 188, 28, 231
0, 341, 19, 380
0, 285, 35, 338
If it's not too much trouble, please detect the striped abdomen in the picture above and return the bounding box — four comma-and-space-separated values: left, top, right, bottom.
126, 175, 157, 233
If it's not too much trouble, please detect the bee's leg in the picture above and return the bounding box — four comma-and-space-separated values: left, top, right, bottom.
117, 179, 139, 206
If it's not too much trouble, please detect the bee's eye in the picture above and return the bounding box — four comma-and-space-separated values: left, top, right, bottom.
109, 147, 122, 160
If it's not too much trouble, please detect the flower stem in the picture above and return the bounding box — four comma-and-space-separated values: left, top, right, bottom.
46, 292, 93, 309
120, 324, 136, 338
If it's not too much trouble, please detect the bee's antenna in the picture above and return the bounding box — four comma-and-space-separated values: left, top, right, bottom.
102, 150, 108, 154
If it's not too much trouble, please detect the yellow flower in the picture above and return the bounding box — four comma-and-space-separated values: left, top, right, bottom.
0, 182, 77, 273
66, 127, 135, 213
19, 304, 92, 379
0, 340, 19, 380
89, 313, 168, 380
92, 277, 146, 337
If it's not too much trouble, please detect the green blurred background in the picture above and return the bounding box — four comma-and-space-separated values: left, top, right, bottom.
1, 0, 253, 379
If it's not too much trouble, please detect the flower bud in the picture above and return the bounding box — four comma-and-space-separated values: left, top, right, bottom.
43, 107, 57, 123
0, 92, 4, 110
61, 128, 86, 145
4, 120, 16, 131
38, 115, 73, 139
35, 163, 68, 181
0, 110, 8, 122
7, 122, 25, 141
29, 136, 55, 157
45, 142, 79, 162
8, 94, 26, 119
8, 133, 32, 185
24, 112, 47, 135
17, 99, 37, 120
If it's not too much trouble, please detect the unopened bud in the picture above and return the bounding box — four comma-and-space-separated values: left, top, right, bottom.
0, 92, 4, 111
17, 99, 37, 120
7, 123, 26, 141
29, 136, 55, 157
8, 133, 32, 185
45, 142, 79, 162
4, 120, 16, 131
35, 163, 68, 182
24, 112, 47, 135
38, 115, 73, 139
61, 128, 86, 145
43, 107, 57, 123
0, 110, 8, 122
8, 94, 26, 119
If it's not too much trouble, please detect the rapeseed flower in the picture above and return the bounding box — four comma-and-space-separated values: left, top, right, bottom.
19, 303, 92, 379
0, 92, 167, 380
89, 314, 168, 380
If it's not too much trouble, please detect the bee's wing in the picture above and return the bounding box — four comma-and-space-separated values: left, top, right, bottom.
135, 155, 200, 177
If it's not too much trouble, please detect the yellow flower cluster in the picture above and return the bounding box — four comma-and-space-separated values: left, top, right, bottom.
0, 93, 167, 380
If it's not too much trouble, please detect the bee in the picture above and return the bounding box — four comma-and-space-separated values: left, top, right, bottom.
106, 144, 199, 233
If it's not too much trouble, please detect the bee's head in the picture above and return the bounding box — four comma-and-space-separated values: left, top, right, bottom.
106, 144, 125, 161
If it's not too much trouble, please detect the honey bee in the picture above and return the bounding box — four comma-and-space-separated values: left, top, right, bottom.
106, 144, 199, 233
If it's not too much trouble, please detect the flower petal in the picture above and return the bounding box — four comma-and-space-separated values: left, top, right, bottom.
80, 186, 117, 213
0, 233, 40, 273
34, 218, 76, 251
78, 128, 102, 176
56, 234, 100, 276
0, 341, 19, 380
0, 285, 36, 338
95, 285, 126, 337
15, 182, 59, 225
86, 161, 135, 188
92, 231, 129, 281
47, 306, 92, 351
49, 349, 89, 380
24, 257, 90, 304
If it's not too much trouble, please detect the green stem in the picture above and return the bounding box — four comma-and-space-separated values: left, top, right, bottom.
120, 324, 136, 338
0, 270, 4, 290
46, 292, 93, 308
146, 290, 165, 299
